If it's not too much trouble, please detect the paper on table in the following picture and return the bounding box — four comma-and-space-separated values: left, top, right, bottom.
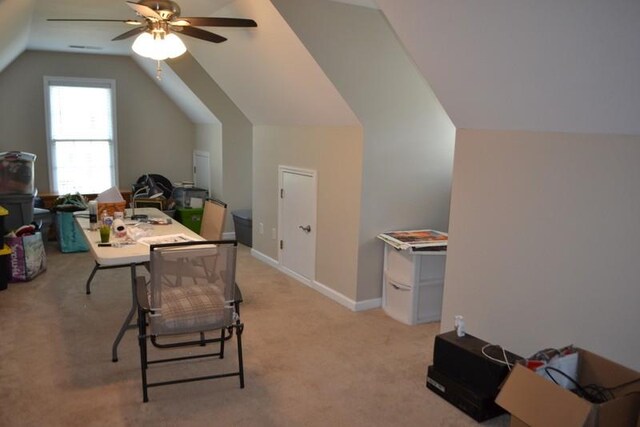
96, 186, 125, 203
137, 234, 199, 246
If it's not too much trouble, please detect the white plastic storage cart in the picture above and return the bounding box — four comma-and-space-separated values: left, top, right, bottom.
378, 230, 447, 325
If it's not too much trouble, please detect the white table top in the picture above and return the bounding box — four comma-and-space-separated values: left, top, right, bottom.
74, 208, 203, 266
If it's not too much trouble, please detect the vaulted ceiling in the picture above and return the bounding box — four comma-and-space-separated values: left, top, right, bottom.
2, 0, 639, 135
378, 0, 640, 135
2, 0, 361, 126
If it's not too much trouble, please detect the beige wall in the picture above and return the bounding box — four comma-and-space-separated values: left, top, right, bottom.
0, 50, 195, 193
253, 125, 363, 299
273, 0, 456, 302
168, 53, 252, 232
443, 129, 640, 370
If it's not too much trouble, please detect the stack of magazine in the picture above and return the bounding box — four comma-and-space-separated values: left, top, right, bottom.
377, 229, 448, 252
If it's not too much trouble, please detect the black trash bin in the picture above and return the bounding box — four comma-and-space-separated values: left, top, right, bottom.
231, 209, 252, 247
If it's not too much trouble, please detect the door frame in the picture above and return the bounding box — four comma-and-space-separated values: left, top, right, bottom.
277, 165, 318, 282
193, 150, 211, 192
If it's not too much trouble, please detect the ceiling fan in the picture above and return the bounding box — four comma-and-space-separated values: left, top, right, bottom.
48, 0, 257, 59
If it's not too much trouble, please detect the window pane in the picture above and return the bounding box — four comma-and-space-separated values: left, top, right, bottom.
49, 85, 113, 140
53, 140, 114, 194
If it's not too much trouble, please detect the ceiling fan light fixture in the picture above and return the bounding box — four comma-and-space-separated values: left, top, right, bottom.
132, 31, 186, 60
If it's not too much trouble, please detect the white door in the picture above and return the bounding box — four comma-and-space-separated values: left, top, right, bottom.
279, 166, 317, 281
193, 151, 210, 192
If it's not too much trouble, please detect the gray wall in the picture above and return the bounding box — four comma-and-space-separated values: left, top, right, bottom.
168, 53, 253, 232
272, 0, 456, 302
0, 50, 195, 193
443, 129, 640, 370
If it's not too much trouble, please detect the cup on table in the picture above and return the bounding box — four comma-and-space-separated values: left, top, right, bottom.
99, 224, 111, 243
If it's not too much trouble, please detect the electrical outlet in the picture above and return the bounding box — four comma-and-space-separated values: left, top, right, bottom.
259, 222, 264, 234
271, 227, 277, 240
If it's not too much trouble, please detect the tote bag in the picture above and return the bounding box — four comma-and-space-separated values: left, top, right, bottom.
5, 232, 47, 281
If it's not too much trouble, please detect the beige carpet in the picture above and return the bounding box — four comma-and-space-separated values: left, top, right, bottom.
0, 243, 509, 427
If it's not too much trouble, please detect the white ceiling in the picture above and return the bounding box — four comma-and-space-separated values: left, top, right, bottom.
28, 0, 237, 55
22, 0, 359, 126
11, 0, 640, 135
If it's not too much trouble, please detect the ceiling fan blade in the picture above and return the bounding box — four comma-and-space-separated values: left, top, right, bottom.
48, 19, 142, 25
169, 19, 191, 27
179, 26, 227, 43
180, 17, 257, 28
112, 26, 147, 41
126, 1, 162, 20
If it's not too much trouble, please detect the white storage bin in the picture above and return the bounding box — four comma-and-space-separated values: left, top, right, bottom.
382, 244, 446, 325
383, 275, 444, 325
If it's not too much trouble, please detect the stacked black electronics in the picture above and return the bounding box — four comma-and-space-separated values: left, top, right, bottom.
426, 331, 522, 422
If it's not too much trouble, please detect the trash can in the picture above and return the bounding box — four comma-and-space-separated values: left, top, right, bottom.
231, 209, 252, 247
0, 194, 34, 232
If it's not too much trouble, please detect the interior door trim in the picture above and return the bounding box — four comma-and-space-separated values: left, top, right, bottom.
277, 165, 317, 281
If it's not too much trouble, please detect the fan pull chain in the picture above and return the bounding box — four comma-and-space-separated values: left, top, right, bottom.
156, 60, 163, 81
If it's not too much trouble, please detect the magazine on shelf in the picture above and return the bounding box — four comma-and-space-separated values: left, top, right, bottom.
377, 229, 448, 251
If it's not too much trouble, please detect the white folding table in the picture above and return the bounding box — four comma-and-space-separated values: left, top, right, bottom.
75, 208, 203, 361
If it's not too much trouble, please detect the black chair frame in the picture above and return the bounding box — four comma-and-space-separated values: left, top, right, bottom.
136, 240, 245, 403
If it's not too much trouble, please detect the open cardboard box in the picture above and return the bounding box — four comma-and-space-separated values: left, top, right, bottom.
496, 349, 640, 427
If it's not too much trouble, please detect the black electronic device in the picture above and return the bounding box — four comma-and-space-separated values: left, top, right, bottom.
432, 331, 522, 396
426, 365, 506, 422
425, 331, 523, 422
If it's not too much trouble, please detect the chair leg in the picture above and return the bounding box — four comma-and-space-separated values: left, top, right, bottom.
219, 329, 225, 359
86, 262, 100, 295
137, 307, 149, 403
236, 323, 245, 388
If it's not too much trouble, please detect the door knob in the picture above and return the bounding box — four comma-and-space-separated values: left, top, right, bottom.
299, 225, 311, 233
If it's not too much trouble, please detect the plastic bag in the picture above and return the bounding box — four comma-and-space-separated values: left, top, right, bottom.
5, 232, 47, 281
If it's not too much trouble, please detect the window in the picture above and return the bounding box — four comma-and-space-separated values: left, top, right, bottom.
44, 77, 118, 194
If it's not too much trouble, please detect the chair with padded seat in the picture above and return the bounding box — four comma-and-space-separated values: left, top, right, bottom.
135, 239, 244, 402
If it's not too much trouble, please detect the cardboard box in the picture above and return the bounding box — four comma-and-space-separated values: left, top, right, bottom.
496, 349, 640, 427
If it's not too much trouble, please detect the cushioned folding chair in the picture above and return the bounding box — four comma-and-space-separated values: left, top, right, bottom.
135, 240, 244, 402
200, 198, 227, 240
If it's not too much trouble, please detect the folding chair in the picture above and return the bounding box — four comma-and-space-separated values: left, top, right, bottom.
136, 240, 244, 402
200, 198, 227, 240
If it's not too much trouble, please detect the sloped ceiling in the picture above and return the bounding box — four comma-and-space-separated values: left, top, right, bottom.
0, 0, 35, 72
376, 0, 640, 135
184, 0, 357, 125
23, 0, 358, 126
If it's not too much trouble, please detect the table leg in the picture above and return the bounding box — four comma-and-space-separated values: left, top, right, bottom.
86, 262, 100, 295
111, 263, 138, 362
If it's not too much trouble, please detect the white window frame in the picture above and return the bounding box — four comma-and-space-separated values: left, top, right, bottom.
43, 76, 119, 194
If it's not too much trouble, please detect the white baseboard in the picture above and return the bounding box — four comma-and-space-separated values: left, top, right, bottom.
250, 248, 278, 267
223, 231, 236, 240
249, 248, 381, 312
354, 297, 382, 311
